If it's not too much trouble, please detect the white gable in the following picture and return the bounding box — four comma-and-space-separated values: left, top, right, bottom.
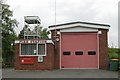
60, 27, 98, 32
49, 22, 110, 31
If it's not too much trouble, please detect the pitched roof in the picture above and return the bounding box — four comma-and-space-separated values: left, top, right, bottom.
49, 21, 110, 30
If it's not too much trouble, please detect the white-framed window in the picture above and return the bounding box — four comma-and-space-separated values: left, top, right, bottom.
38, 44, 46, 55
20, 43, 46, 56
21, 44, 36, 55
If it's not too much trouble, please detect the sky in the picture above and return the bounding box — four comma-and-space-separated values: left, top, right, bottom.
6, 0, 119, 48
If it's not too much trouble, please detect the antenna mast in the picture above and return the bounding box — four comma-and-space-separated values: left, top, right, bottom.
54, 0, 57, 48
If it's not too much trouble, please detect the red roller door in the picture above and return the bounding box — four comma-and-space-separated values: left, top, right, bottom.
61, 32, 98, 69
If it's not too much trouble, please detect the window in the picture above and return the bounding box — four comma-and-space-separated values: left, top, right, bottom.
20, 44, 46, 56
38, 44, 45, 55
88, 51, 96, 55
75, 51, 83, 55
63, 51, 70, 55
21, 44, 36, 55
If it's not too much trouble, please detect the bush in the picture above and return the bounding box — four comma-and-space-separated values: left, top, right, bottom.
108, 48, 119, 59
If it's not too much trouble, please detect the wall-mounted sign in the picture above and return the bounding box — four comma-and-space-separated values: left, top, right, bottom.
15, 40, 47, 44
15, 40, 54, 44
20, 57, 34, 64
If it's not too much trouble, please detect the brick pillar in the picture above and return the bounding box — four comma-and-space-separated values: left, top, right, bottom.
99, 29, 109, 70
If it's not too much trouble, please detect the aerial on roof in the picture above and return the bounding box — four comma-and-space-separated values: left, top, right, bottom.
49, 21, 110, 30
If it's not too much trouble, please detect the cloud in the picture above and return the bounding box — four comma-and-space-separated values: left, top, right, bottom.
7, 0, 119, 47
55, 0, 98, 23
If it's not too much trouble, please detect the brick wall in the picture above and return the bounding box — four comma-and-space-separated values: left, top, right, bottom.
99, 29, 109, 70
51, 29, 109, 70
51, 30, 60, 69
15, 29, 109, 70
14, 43, 54, 70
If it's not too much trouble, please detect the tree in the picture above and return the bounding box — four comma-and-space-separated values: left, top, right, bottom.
39, 28, 50, 39
1, 4, 18, 65
18, 26, 50, 39
18, 28, 24, 39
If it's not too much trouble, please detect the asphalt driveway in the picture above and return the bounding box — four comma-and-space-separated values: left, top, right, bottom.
2, 68, 118, 78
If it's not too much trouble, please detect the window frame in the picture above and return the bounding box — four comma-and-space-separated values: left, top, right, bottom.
20, 43, 46, 56
88, 51, 96, 55
75, 51, 83, 55
63, 51, 71, 55
38, 43, 46, 56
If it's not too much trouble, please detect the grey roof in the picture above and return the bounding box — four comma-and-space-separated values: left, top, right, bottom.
49, 21, 110, 28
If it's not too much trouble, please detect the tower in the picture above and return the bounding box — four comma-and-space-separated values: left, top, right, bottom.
24, 16, 41, 39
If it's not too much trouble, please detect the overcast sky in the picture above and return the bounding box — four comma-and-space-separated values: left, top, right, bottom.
7, 0, 119, 48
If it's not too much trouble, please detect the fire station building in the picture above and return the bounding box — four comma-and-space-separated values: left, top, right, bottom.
14, 21, 110, 70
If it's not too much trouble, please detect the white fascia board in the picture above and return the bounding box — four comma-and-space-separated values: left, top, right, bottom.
49, 23, 80, 30
60, 26, 98, 32
49, 23, 110, 30
15, 40, 19, 44
15, 40, 54, 45
24, 35, 39, 36
46, 40, 54, 45
61, 68, 98, 69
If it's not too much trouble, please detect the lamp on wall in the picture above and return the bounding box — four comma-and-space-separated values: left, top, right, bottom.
98, 31, 102, 34
55, 37, 59, 42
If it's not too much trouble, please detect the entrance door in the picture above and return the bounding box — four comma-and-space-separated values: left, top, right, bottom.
61, 32, 98, 69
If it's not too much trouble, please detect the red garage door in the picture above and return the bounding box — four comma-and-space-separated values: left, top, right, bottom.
61, 32, 98, 69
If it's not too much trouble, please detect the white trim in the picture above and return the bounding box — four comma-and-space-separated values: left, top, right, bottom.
45, 43, 47, 56
15, 40, 19, 44
36, 43, 38, 55
60, 32, 62, 70
15, 40, 54, 45
24, 35, 39, 36
60, 30, 98, 33
20, 55, 42, 56
49, 23, 110, 30
97, 31, 100, 69
19, 43, 47, 56
46, 40, 54, 45
28, 40, 31, 43
19, 44, 21, 55
60, 27, 98, 32
61, 68, 98, 69
20, 55, 47, 57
